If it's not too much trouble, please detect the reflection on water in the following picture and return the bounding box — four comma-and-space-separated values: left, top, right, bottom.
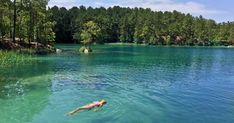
0, 45, 234, 123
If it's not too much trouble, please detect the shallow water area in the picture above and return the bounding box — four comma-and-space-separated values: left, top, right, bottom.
0, 45, 234, 123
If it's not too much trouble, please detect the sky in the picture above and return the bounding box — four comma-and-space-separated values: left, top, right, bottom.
48, 0, 234, 22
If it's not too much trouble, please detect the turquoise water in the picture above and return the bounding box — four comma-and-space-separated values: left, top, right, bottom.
0, 45, 234, 123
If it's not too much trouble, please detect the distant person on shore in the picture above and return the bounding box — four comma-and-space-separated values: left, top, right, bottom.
67, 100, 107, 116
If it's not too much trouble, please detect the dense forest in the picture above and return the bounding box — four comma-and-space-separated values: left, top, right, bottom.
50, 6, 234, 46
1, 0, 234, 47
0, 0, 55, 48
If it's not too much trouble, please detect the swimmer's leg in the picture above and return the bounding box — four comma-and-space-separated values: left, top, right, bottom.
67, 108, 82, 115
67, 106, 92, 116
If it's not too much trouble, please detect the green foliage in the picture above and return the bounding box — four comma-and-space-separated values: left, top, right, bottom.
0, 50, 33, 67
228, 26, 234, 44
79, 21, 101, 46
1, 2, 234, 46
0, 0, 55, 44
50, 6, 234, 46
41, 21, 56, 44
0, 0, 10, 39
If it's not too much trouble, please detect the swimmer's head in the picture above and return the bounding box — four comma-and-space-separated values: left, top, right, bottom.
100, 99, 107, 105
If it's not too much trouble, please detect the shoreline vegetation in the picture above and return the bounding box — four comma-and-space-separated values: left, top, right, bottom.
0, 50, 33, 67
50, 6, 234, 47
0, 0, 56, 54
0, 0, 234, 54
0, 40, 55, 67
0, 39, 55, 54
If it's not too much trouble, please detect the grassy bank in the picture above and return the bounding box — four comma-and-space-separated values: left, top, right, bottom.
0, 50, 33, 67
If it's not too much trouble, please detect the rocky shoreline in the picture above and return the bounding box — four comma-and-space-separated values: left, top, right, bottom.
0, 40, 56, 54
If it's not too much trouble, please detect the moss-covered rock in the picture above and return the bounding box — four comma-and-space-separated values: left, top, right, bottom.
79, 46, 92, 53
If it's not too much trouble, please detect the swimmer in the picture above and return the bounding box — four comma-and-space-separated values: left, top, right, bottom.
67, 100, 107, 116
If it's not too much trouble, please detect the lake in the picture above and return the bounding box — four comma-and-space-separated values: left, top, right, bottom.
0, 45, 234, 123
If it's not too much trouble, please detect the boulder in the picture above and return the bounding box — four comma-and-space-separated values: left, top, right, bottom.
56, 49, 62, 53
79, 46, 92, 53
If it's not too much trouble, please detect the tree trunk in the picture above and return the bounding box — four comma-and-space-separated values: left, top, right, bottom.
0, 13, 2, 41
29, 1, 33, 43
13, 0, 16, 43
9, 2, 12, 40
18, 0, 23, 43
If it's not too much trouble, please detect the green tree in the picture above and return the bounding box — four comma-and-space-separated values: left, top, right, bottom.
228, 24, 234, 45
0, 0, 11, 40
78, 21, 101, 47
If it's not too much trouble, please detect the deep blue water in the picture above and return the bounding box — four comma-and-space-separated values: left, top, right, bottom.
0, 45, 234, 123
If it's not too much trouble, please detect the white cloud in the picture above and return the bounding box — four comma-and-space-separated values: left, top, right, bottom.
116, 0, 226, 15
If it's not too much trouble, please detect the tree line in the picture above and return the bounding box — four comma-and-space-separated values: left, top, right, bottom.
1, 2, 234, 46
50, 6, 234, 46
0, 0, 55, 45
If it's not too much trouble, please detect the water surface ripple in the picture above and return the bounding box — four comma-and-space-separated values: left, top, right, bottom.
0, 45, 234, 123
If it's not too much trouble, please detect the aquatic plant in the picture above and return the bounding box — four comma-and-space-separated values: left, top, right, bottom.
0, 50, 33, 67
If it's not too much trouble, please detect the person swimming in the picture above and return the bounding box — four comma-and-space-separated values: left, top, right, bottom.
67, 100, 107, 116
